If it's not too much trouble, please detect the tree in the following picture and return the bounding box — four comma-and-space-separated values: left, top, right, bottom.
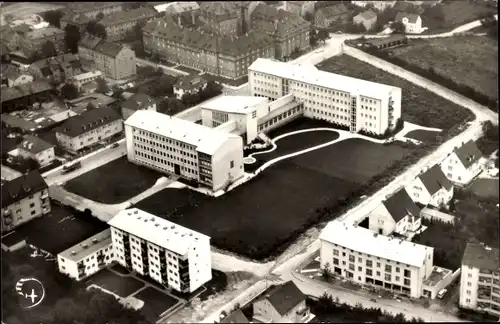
87, 102, 97, 110
309, 29, 318, 47
41, 41, 57, 58
304, 11, 314, 22
95, 77, 110, 94
42, 10, 64, 28
150, 74, 176, 97
158, 98, 186, 115
181, 92, 201, 106
86, 21, 107, 39
61, 83, 79, 100
320, 262, 333, 281
96, 12, 104, 21
64, 24, 81, 54
317, 29, 330, 43
391, 21, 406, 34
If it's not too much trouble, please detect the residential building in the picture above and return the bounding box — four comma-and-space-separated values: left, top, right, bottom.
71, 71, 102, 92
351, 1, 396, 11
1, 170, 50, 233
283, 1, 316, 18
460, 243, 500, 317
121, 93, 157, 120
4, 70, 33, 87
16, 26, 66, 55
406, 164, 453, 208
252, 281, 315, 323
55, 107, 123, 153
0, 80, 54, 113
57, 229, 114, 281
59, 12, 92, 31
66, 2, 126, 21
353, 10, 378, 31
99, 7, 158, 42
367, 189, 421, 237
220, 309, 250, 323
320, 221, 434, 298
250, 3, 311, 60
314, 4, 349, 29
154, 2, 200, 15
125, 110, 244, 192
440, 140, 484, 186
394, 12, 423, 34
142, 17, 275, 79
199, 2, 245, 37
173, 74, 208, 99
108, 208, 212, 293
65, 93, 118, 114
248, 58, 402, 136
0, 25, 21, 53
367, 35, 408, 50
28, 54, 83, 85
78, 34, 137, 80
16, 134, 55, 167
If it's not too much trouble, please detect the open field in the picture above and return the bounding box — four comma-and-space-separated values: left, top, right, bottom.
390, 36, 498, 102
1, 2, 65, 18
316, 55, 474, 130
437, 0, 497, 30
63, 157, 163, 204
467, 178, 499, 199
405, 130, 441, 142
135, 287, 179, 323
86, 269, 144, 298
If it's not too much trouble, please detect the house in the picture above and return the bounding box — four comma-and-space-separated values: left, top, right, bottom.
406, 164, 454, 208
1, 170, 50, 233
16, 26, 66, 56
351, 1, 396, 11
440, 140, 484, 186
16, 134, 55, 167
121, 93, 157, 120
252, 281, 315, 323
4, 70, 34, 88
314, 3, 349, 29
66, 2, 126, 21
28, 54, 83, 85
394, 12, 422, 34
220, 309, 250, 323
173, 74, 208, 99
353, 10, 378, 31
283, 1, 316, 18
459, 243, 500, 317
0, 80, 54, 113
59, 12, 92, 31
367, 34, 408, 49
71, 71, 102, 92
55, 107, 123, 153
98, 7, 158, 42
367, 189, 421, 237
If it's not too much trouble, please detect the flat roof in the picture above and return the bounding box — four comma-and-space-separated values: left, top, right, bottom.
249, 58, 400, 101
125, 110, 239, 155
73, 70, 102, 81
319, 221, 431, 267
107, 208, 210, 256
200, 96, 267, 115
462, 243, 499, 271
58, 229, 112, 262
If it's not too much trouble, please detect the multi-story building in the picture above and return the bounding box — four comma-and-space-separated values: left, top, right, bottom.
16, 134, 55, 167
16, 26, 66, 55
314, 4, 349, 29
353, 10, 378, 31
57, 229, 114, 281
28, 54, 83, 85
71, 71, 102, 92
60, 12, 92, 31
173, 74, 208, 99
440, 140, 484, 186
394, 12, 423, 34
66, 2, 126, 21
320, 221, 434, 298
78, 34, 137, 80
460, 243, 500, 317
199, 2, 245, 36
108, 208, 212, 293
99, 7, 158, 42
405, 164, 454, 208
125, 110, 244, 192
283, 1, 316, 18
1, 170, 50, 233
0, 80, 54, 113
55, 107, 123, 153
248, 58, 402, 135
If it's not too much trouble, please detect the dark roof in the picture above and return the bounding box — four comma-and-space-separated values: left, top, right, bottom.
174, 74, 208, 91
251, 3, 310, 37
1, 170, 48, 208
0, 81, 53, 103
418, 164, 452, 195
122, 93, 155, 111
395, 12, 420, 24
220, 309, 250, 323
316, 4, 348, 18
78, 34, 104, 50
454, 140, 483, 169
383, 189, 421, 222
17, 134, 54, 154
262, 281, 305, 316
357, 10, 377, 21
69, 2, 125, 14
199, 2, 241, 21
56, 107, 121, 138
0, 42, 9, 56
462, 243, 499, 271
99, 7, 158, 27
367, 34, 407, 47
94, 42, 126, 58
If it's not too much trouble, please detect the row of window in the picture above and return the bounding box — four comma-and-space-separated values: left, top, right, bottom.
133, 129, 197, 151
258, 106, 302, 132
135, 152, 199, 175
333, 251, 411, 277
135, 145, 198, 165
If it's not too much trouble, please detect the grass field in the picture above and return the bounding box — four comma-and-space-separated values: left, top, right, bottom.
390, 36, 498, 102
467, 179, 499, 199
134, 287, 179, 323
1, 2, 65, 18
86, 269, 144, 298
63, 157, 163, 204
440, 1, 497, 29
405, 130, 441, 142
316, 55, 474, 130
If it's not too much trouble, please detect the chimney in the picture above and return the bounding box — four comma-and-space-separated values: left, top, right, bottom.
178, 15, 182, 26
192, 11, 196, 25
71, 251, 76, 256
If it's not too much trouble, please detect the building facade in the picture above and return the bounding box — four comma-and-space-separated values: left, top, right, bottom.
406, 164, 454, 208
249, 58, 402, 135
283, 1, 316, 18
440, 140, 484, 186
99, 7, 158, 42
108, 208, 212, 293
67, 2, 126, 21
16, 134, 55, 167
5, 71, 33, 88
320, 221, 434, 298
124, 110, 244, 192
71, 71, 102, 91
314, 4, 349, 29
1, 170, 50, 233
460, 243, 500, 317
395, 13, 422, 34
353, 10, 378, 31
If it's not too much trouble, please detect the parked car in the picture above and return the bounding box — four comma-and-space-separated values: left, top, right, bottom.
110, 142, 119, 149
61, 161, 82, 174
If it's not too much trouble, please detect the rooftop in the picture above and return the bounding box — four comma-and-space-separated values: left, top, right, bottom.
94, 42, 126, 58
107, 208, 210, 256
423, 266, 452, 287
367, 34, 407, 47
454, 140, 483, 169
56, 107, 121, 138
383, 188, 421, 222
258, 281, 306, 316
249, 58, 400, 100
99, 7, 158, 27
122, 93, 155, 111
23, 26, 65, 40
78, 33, 104, 50
124, 110, 240, 155
60, 12, 92, 25
1, 170, 48, 208
355, 10, 377, 20
72, 70, 102, 82
316, 4, 349, 18
251, 3, 310, 37
200, 95, 267, 114
154, 2, 200, 14
462, 243, 499, 271
68, 2, 125, 14
319, 221, 431, 267
418, 164, 452, 195
17, 134, 54, 154
220, 309, 250, 323
395, 12, 420, 24
173, 74, 208, 91
58, 229, 112, 262
1, 80, 53, 103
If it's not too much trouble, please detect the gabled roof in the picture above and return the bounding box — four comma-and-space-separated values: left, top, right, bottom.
155, 2, 200, 14
395, 12, 420, 24
418, 164, 452, 196
355, 9, 377, 21
199, 2, 241, 21
220, 309, 250, 323
56, 107, 121, 138
122, 93, 155, 111
174, 74, 208, 91
462, 243, 499, 272
17, 134, 54, 154
1, 80, 53, 103
316, 4, 348, 18
454, 140, 483, 169
383, 189, 421, 222
78, 33, 104, 50
1, 170, 48, 208
99, 7, 158, 27
94, 42, 125, 58
259, 281, 305, 316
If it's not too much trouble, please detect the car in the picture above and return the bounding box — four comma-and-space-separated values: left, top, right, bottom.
369, 298, 377, 303
110, 142, 120, 149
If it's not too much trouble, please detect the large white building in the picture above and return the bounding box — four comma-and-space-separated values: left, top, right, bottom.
248, 58, 402, 136
319, 221, 434, 298
124, 110, 244, 192
108, 208, 212, 293
460, 243, 500, 317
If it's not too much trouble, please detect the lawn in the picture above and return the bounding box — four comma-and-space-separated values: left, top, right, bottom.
439, 0, 497, 29
134, 287, 179, 323
63, 156, 163, 204
86, 269, 144, 298
467, 179, 499, 200
404, 130, 441, 142
390, 36, 498, 102
316, 55, 474, 130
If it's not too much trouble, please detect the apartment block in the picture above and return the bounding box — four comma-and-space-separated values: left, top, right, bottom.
57, 229, 114, 281
66, 2, 126, 21
124, 110, 244, 192
320, 221, 434, 298
248, 58, 402, 136
1, 170, 50, 233
460, 243, 500, 317
99, 7, 158, 42
108, 208, 212, 293
16, 134, 55, 167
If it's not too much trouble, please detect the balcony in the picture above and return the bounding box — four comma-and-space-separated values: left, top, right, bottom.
3, 208, 12, 216
41, 191, 49, 199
